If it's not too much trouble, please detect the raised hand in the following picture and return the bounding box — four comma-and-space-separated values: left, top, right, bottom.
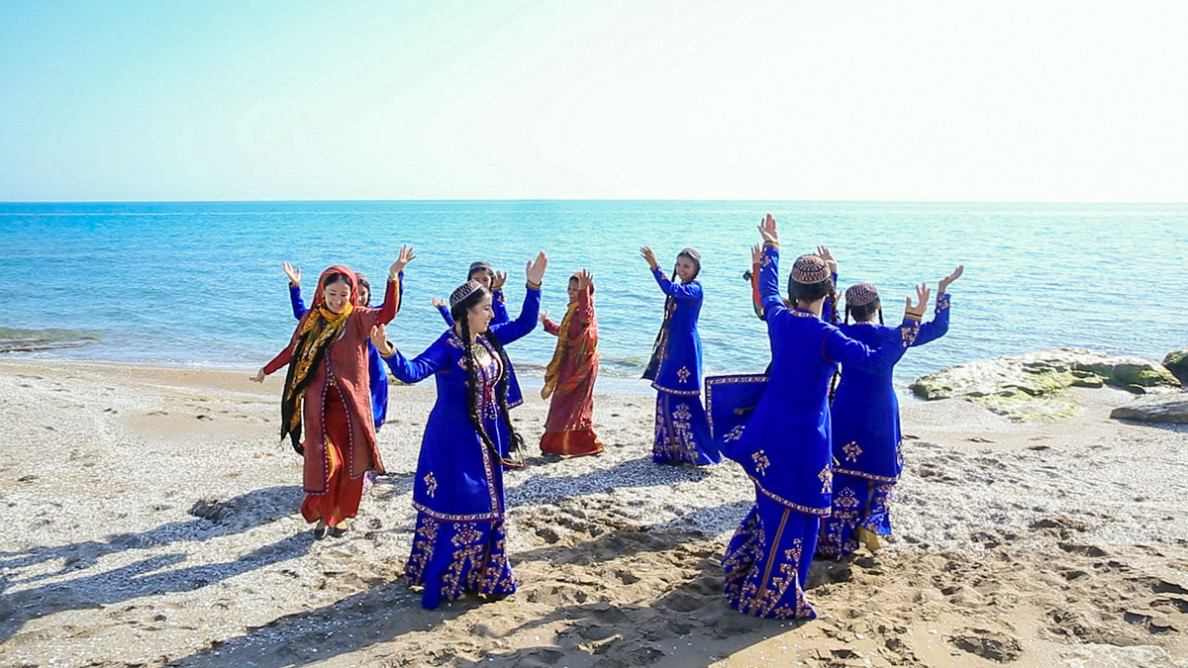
939, 265, 964, 293
491, 270, 508, 292
250, 369, 266, 383
905, 283, 931, 319
576, 268, 593, 290
639, 246, 659, 270
389, 245, 416, 281
751, 243, 763, 266
816, 246, 837, 274
369, 324, 395, 356
283, 262, 302, 287
525, 251, 549, 285
538, 309, 550, 324
758, 214, 779, 245
431, 297, 445, 308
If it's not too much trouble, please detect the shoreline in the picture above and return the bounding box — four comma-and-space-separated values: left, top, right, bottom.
1, 357, 1186, 666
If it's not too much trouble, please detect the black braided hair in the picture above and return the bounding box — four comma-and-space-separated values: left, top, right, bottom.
827, 289, 842, 404
484, 329, 525, 465
453, 293, 523, 469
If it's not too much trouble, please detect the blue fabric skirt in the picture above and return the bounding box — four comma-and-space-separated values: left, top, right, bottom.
723, 494, 819, 619
403, 512, 517, 609
816, 473, 895, 558
652, 390, 720, 465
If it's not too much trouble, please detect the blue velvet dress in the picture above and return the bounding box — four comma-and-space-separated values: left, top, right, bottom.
642, 268, 719, 465
437, 288, 525, 411
291, 284, 389, 430
817, 292, 951, 558
720, 244, 919, 619
382, 286, 540, 609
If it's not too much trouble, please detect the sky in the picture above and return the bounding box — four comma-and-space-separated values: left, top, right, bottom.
1, 0, 1186, 202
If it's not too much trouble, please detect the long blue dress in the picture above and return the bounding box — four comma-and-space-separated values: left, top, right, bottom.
291, 284, 389, 430
720, 244, 920, 619
817, 292, 951, 558
381, 286, 540, 609
643, 267, 719, 465
437, 288, 525, 410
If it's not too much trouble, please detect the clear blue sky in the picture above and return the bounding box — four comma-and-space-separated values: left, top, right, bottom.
1, 0, 1185, 202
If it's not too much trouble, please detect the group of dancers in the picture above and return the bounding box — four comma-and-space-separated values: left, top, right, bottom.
252, 214, 961, 619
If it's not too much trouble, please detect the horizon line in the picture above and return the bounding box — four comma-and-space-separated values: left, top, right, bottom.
3, 197, 1188, 206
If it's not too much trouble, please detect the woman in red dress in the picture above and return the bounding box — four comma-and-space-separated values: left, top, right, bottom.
539, 269, 603, 457
253, 246, 414, 538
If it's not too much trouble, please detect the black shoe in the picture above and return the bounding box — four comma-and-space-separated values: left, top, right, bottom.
313, 524, 328, 540
329, 524, 348, 538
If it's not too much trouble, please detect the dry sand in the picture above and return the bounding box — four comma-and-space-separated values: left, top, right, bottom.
1, 359, 1186, 667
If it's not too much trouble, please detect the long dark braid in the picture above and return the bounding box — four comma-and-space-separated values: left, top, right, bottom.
458, 313, 523, 470
827, 285, 842, 404
485, 329, 525, 466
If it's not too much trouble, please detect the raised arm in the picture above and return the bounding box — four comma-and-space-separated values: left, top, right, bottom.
913, 266, 960, 346
433, 297, 456, 327
824, 284, 929, 371
757, 216, 787, 319
289, 285, 308, 320
354, 246, 414, 333
491, 289, 511, 325
370, 325, 449, 384
490, 251, 547, 345
541, 310, 561, 336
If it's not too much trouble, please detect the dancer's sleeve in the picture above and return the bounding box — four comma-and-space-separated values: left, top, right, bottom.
822, 317, 920, 372
758, 244, 787, 320
438, 304, 455, 327
542, 318, 561, 336
290, 285, 307, 320
379, 340, 449, 384
492, 289, 510, 324
652, 268, 702, 302
490, 284, 541, 345
912, 292, 951, 346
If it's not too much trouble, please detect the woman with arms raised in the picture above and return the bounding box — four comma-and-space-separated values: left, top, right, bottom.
371, 252, 548, 609
539, 269, 602, 457
253, 246, 415, 539
818, 265, 962, 558
721, 216, 927, 620
640, 245, 719, 466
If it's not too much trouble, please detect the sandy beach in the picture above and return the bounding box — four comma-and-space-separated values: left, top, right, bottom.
1, 358, 1186, 667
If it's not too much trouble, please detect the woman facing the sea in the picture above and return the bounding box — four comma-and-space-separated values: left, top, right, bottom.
818, 266, 962, 558
252, 246, 414, 539
721, 216, 925, 619
371, 252, 547, 609
640, 245, 719, 466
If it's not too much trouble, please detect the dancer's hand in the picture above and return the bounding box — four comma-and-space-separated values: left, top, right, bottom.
751, 243, 763, 265
541, 386, 553, 400
905, 283, 931, 319
370, 324, 395, 356
816, 246, 837, 274
282, 262, 301, 287
250, 369, 266, 383
576, 269, 593, 290
539, 309, 550, 324
939, 265, 964, 293
389, 245, 416, 281
758, 214, 779, 245
639, 246, 659, 270
526, 251, 548, 285
431, 297, 445, 308
491, 270, 508, 292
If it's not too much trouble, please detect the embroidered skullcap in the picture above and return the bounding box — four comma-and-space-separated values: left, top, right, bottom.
678, 248, 701, 266
450, 280, 485, 309
845, 283, 880, 307
468, 261, 494, 276
791, 254, 830, 285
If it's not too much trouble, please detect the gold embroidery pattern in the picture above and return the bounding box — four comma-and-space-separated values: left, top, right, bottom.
724, 425, 746, 443
752, 449, 771, 476
937, 293, 951, 311
819, 465, 833, 494
653, 395, 703, 464
405, 517, 517, 603
759, 252, 773, 268
901, 325, 919, 347
842, 441, 862, 463
423, 472, 438, 498
676, 366, 691, 383
403, 515, 439, 584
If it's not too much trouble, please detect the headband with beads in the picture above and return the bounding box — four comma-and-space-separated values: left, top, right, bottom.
450, 280, 485, 309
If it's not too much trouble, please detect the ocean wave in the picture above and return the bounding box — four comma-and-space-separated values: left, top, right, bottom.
0, 328, 101, 354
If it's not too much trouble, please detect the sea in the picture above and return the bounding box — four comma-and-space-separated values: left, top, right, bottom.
1, 200, 1184, 394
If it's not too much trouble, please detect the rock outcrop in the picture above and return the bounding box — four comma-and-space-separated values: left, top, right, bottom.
1163, 348, 1188, 386
1110, 393, 1188, 424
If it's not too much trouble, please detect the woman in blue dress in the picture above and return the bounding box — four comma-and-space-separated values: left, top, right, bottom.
370, 252, 548, 609
817, 266, 962, 558
721, 214, 929, 620
432, 262, 527, 424
640, 245, 719, 466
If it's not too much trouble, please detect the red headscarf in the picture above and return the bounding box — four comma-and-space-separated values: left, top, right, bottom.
311, 265, 360, 308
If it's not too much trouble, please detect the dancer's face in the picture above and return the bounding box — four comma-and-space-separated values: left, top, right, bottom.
469, 270, 493, 290
567, 277, 579, 303
674, 256, 698, 283
468, 294, 495, 334
357, 283, 370, 306
322, 280, 352, 314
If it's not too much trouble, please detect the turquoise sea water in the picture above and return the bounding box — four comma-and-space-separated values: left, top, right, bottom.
0, 200, 1184, 392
